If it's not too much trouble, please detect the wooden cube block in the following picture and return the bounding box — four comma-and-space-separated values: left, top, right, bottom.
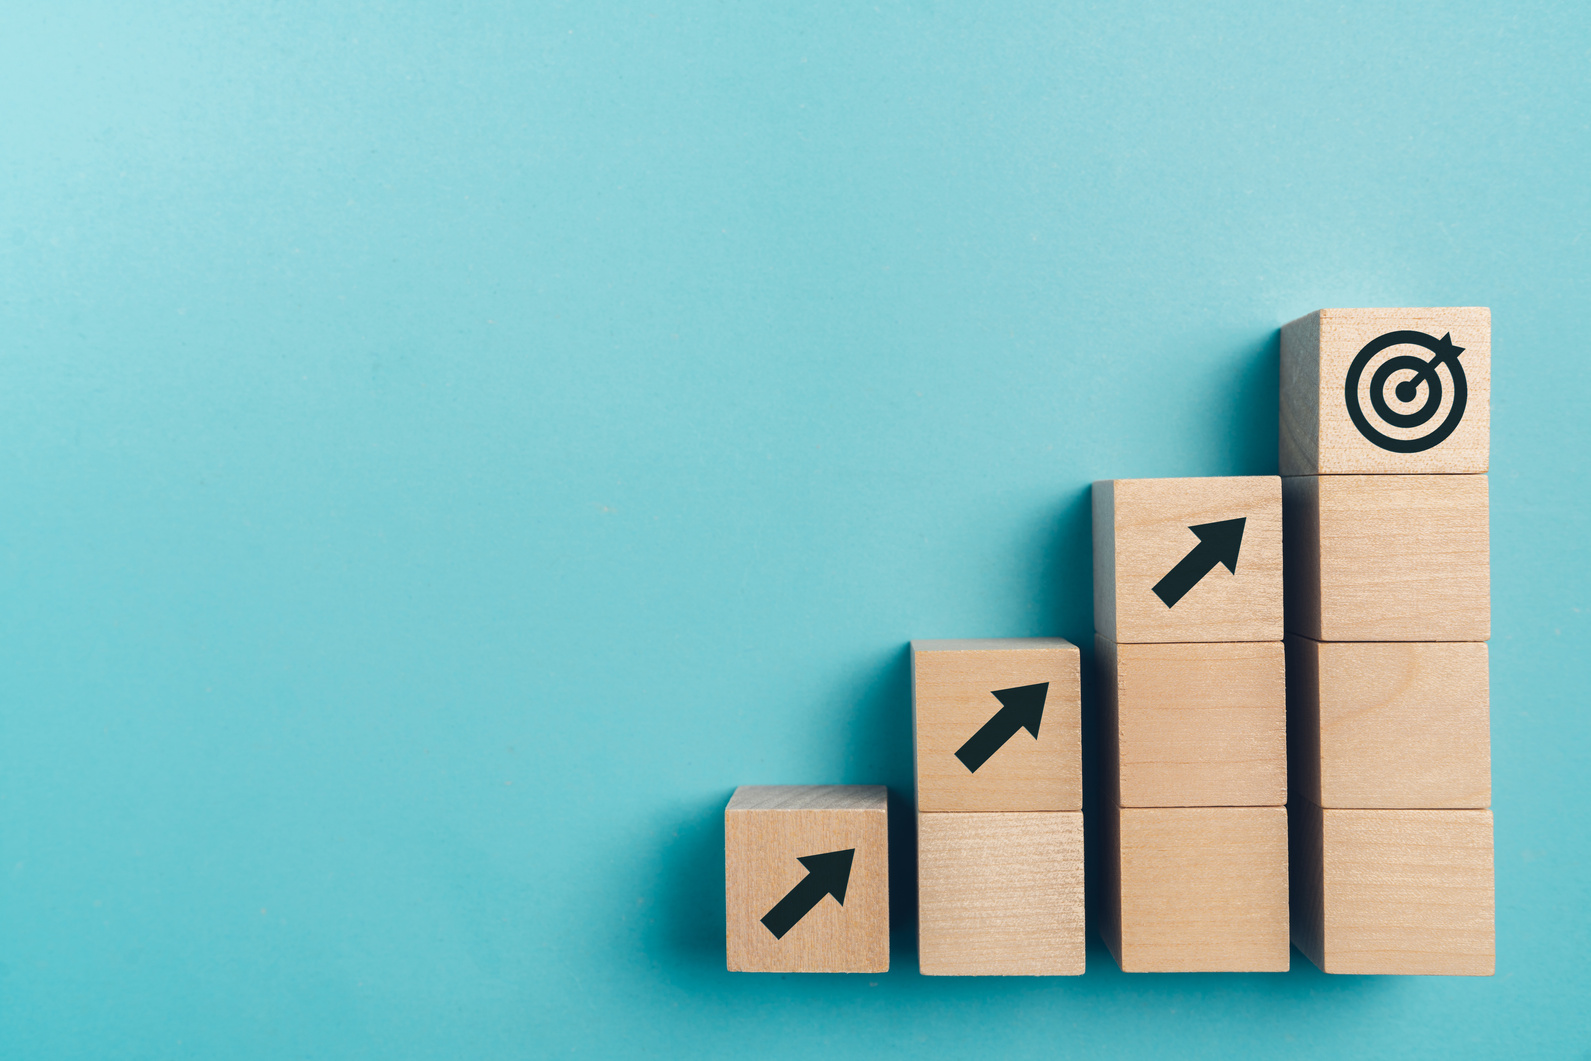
917, 811, 1085, 975
1102, 805, 1290, 972
1288, 637, 1490, 809
1292, 803, 1494, 975
1093, 476, 1282, 644
1282, 474, 1489, 642
1280, 307, 1490, 476
911, 639, 1081, 812
1097, 636, 1285, 808
724, 785, 888, 973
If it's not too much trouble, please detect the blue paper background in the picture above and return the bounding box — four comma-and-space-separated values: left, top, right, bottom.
2, 3, 1587, 1057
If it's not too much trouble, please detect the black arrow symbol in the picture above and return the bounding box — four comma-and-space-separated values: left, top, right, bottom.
1151, 517, 1246, 608
954, 682, 1049, 774
760, 848, 856, 940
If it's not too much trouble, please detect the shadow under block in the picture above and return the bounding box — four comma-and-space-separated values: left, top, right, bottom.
917, 811, 1085, 975
1280, 307, 1490, 476
725, 786, 888, 973
1282, 473, 1490, 642
911, 639, 1081, 812
1292, 803, 1494, 975
1097, 635, 1285, 808
1093, 476, 1282, 644
1288, 636, 1490, 810
1101, 805, 1290, 972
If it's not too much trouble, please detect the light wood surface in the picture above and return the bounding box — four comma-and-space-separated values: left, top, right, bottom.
1097, 636, 1285, 808
1280, 307, 1490, 476
725, 785, 888, 973
1282, 473, 1490, 642
917, 811, 1085, 976
1102, 804, 1290, 973
911, 639, 1081, 812
1093, 476, 1283, 644
1288, 636, 1490, 809
1291, 803, 1494, 976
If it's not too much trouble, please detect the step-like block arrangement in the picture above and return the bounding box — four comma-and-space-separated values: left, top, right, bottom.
917, 811, 1085, 976
1103, 805, 1290, 973
724, 785, 889, 973
1291, 805, 1495, 976
912, 637, 1084, 975
1280, 306, 1490, 476
1094, 475, 1288, 972
1282, 306, 1495, 977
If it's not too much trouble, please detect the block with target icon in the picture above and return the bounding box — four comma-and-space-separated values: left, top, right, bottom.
724, 785, 889, 973
911, 639, 1081, 813
1280, 307, 1490, 476
1282, 473, 1490, 642
1092, 476, 1283, 644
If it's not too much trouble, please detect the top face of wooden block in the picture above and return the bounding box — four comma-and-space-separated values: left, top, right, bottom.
726, 786, 888, 813
1281, 308, 1490, 475
1093, 477, 1283, 643
911, 639, 1081, 812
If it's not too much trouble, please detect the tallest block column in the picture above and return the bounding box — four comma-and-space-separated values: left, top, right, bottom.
1281, 308, 1495, 976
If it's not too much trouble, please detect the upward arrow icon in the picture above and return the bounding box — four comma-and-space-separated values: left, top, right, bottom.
954, 683, 1049, 774
1151, 517, 1246, 608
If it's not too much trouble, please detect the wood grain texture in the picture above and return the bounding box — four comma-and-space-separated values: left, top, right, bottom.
1097, 636, 1285, 808
912, 639, 1081, 812
1282, 474, 1490, 642
1291, 803, 1494, 976
725, 785, 888, 973
1280, 307, 1490, 476
1104, 805, 1290, 972
1287, 636, 1490, 809
917, 811, 1085, 976
1093, 476, 1282, 644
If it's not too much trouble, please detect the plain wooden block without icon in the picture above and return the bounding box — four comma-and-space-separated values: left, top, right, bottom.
1093, 476, 1282, 644
1292, 803, 1494, 976
724, 785, 888, 973
1097, 635, 1285, 808
1280, 307, 1490, 476
917, 811, 1085, 975
1282, 474, 1489, 642
1288, 636, 1490, 809
1101, 804, 1290, 972
911, 639, 1081, 812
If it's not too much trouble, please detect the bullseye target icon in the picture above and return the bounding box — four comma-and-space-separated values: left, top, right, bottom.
1344, 329, 1468, 453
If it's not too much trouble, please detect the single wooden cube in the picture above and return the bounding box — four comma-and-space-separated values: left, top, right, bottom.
1292, 803, 1494, 975
1288, 636, 1490, 809
1097, 636, 1285, 808
917, 811, 1085, 975
1093, 476, 1283, 644
1283, 474, 1489, 642
724, 785, 889, 973
911, 639, 1081, 812
1280, 307, 1490, 476
1102, 804, 1290, 973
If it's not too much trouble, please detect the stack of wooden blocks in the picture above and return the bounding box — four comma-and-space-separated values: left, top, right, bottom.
1281, 308, 1495, 976
911, 639, 1085, 975
1093, 477, 1291, 971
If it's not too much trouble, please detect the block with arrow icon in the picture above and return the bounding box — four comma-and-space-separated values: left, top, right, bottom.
724, 785, 889, 973
911, 639, 1081, 813
1093, 476, 1283, 644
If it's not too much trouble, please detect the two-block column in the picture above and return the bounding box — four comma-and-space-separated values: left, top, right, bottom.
911, 639, 1085, 975
1281, 307, 1495, 976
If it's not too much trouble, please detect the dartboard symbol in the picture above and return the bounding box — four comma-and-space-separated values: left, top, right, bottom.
1344, 329, 1468, 453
